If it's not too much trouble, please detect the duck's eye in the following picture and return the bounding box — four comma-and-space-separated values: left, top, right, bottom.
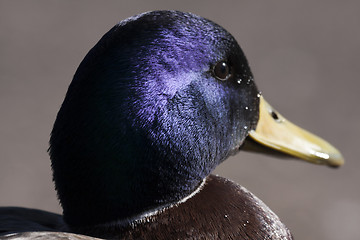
213, 61, 231, 81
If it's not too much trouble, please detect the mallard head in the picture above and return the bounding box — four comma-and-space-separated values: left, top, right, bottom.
49, 10, 343, 227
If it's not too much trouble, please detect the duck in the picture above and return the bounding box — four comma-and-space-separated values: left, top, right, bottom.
0, 10, 344, 240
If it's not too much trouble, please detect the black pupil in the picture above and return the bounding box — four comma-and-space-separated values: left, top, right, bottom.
214, 61, 230, 80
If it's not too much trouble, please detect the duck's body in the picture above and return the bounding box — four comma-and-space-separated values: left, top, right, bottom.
71, 175, 293, 239
0, 10, 343, 240
0, 175, 291, 239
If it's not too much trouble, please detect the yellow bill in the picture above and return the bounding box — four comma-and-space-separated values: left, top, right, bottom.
247, 96, 344, 167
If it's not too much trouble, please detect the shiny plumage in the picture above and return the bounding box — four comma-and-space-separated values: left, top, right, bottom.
0, 10, 343, 240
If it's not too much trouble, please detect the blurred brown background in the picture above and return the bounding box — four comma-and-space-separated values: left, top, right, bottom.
0, 1, 359, 239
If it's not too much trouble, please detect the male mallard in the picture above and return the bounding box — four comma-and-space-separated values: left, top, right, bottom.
0, 11, 343, 240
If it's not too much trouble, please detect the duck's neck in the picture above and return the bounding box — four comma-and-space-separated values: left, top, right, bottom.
57, 158, 209, 228
95, 177, 207, 229
66, 177, 207, 238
